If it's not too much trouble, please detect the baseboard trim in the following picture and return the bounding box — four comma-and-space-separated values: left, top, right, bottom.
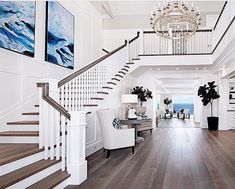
85, 139, 102, 157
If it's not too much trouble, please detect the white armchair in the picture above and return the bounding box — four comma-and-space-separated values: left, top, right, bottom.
97, 109, 135, 158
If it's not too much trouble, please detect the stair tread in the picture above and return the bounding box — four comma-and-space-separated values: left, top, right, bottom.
126, 62, 134, 65
0, 159, 60, 188
107, 82, 117, 85
7, 121, 39, 125
34, 105, 39, 107
102, 86, 113, 89
0, 131, 39, 136
22, 112, 39, 115
118, 71, 126, 75
111, 78, 120, 81
115, 74, 123, 78
91, 97, 104, 100
0, 143, 42, 166
97, 91, 109, 94
121, 68, 128, 72
83, 104, 98, 107
26, 170, 70, 189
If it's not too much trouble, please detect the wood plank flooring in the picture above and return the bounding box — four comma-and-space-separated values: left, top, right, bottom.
67, 120, 235, 189
158, 118, 199, 128
0, 143, 41, 165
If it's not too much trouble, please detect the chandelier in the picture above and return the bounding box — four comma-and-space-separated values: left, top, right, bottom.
150, 1, 201, 39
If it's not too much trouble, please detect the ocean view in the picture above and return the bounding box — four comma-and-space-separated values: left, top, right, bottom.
173, 103, 194, 114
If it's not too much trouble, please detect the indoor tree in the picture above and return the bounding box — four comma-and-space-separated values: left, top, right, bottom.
163, 97, 172, 109
197, 81, 220, 130
131, 86, 153, 107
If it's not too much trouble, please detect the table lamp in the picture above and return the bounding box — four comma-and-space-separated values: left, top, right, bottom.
121, 94, 138, 119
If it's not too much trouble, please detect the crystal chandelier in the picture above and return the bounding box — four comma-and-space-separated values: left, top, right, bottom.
150, 1, 201, 39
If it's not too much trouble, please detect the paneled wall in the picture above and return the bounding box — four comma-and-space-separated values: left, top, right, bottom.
0, 1, 103, 128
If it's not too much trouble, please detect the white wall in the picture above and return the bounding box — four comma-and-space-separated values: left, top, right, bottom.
0, 1, 103, 128
103, 29, 140, 51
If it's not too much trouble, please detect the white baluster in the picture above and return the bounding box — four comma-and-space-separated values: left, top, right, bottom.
38, 87, 43, 149
61, 116, 66, 171
49, 105, 54, 159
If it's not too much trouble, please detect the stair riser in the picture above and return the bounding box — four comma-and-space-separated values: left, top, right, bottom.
22, 115, 39, 120
7, 162, 61, 189
0, 151, 43, 176
54, 178, 70, 189
0, 136, 38, 143
5, 125, 39, 132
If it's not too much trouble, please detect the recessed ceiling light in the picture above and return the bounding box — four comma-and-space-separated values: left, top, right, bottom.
157, 68, 160, 71
203, 67, 207, 70
196, 67, 199, 70
176, 67, 179, 70
149, 68, 152, 71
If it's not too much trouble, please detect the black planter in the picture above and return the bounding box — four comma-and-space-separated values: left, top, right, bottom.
207, 117, 219, 130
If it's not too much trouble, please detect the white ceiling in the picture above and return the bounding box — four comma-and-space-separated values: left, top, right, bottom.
130, 65, 208, 94
156, 78, 198, 94
107, 1, 225, 16
130, 65, 210, 77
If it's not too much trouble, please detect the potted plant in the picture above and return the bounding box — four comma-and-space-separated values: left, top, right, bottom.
197, 81, 220, 130
131, 86, 152, 116
163, 97, 172, 110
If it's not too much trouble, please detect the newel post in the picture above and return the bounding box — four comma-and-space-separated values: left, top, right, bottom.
139, 29, 144, 55
67, 111, 87, 185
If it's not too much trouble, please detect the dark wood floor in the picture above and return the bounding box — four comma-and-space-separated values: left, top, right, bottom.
0, 143, 40, 165
67, 121, 235, 189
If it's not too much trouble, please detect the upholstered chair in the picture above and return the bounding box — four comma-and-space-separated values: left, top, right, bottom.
97, 109, 135, 158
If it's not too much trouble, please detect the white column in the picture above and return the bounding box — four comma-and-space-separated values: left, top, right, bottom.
218, 77, 229, 130
67, 111, 87, 185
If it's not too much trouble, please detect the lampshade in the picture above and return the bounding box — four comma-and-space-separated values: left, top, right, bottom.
121, 94, 138, 104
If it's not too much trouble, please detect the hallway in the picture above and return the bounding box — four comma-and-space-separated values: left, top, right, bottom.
158, 117, 199, 128
67, 128, 235, 189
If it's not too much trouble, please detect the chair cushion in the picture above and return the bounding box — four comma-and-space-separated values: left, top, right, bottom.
112, 118, 121, 129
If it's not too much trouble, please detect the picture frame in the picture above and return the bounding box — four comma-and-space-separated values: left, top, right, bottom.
45, 1, 75, 69
0, 1, 36, 57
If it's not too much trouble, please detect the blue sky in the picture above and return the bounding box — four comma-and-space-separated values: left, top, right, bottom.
173, 95, 194, 104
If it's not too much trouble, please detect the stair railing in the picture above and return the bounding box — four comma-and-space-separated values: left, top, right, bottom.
37, 32, 140, 185
142, 29, 212, 55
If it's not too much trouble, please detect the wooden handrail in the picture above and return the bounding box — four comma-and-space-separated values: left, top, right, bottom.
143, 29, 212, 34
212, 16, 235, 54
213, 1, 228, 30
58, 40, 127, 87
102, 48, 109, 53
129, 32, 140, 43
37, 82, 71, 120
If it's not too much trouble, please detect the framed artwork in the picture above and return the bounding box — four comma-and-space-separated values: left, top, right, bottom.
0, 1, 36, 57
45, 1, 74, 69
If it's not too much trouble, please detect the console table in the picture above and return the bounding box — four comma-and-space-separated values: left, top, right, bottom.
120, 119, 152, 143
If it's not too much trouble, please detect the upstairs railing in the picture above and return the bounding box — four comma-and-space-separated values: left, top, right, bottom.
37, 33, 140, 185
143, 29, 212, 55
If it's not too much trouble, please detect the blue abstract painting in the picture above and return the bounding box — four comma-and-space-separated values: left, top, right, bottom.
45, 1, 74, 69
0, 1, 35, 57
